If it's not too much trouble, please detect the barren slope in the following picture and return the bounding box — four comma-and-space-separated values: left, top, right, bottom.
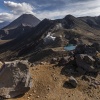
9, 63, 100, 100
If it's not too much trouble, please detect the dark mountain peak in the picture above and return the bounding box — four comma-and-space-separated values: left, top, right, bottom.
64, 14, 78, 24
43, 18, 52, 22
19, 14, 38, 20
21, 13, 33, 17
64, 14, 76, 20
38, 18, 53, 26
3, 14, 40, 30
0, 14, 40, 39
22, 13, 37, 17
62, 15, 78, 29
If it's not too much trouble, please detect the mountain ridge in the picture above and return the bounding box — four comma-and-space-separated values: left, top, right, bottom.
0, 14, 100, 61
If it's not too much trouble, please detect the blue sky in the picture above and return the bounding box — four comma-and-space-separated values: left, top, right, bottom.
0, 0, 100, 23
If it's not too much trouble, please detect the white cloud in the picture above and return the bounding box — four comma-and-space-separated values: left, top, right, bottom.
4, 1, 34, 15
35, 10, 69, 19
0, 1, 35, 23
0, 21, 4, 23
35, 0, 100, 19
0, 13, 14, 22
0, 0, 100, 23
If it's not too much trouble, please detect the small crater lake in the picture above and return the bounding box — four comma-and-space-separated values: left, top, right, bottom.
64, 44, 76, 51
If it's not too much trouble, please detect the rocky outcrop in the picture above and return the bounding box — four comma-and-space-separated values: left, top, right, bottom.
75, 44, 97, 55
69, 76, 78, 88
75, 54, 100, 72
74, 43, 100, 73
58, 56, 71, 65
0, 60, 32, 98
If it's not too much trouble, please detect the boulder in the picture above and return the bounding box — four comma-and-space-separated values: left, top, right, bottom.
51, 58, 58, 64
58, 56, 71, 65
69, 76, 78, 88
0, 60, 32, 98
75, 54, 99, 72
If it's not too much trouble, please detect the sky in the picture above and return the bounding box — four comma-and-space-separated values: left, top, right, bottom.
0, 0, 100, 23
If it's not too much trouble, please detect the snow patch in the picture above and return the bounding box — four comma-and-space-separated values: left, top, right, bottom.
44, 32, 56, 44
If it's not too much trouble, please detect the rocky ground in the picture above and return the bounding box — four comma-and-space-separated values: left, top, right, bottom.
0, 43, 100, 100
8, 62, 100, 100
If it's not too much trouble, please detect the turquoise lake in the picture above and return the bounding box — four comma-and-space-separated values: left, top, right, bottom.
64, 44, 76, 51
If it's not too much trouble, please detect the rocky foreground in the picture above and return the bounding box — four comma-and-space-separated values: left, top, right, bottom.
0, 43, 99, 100
9, 62, 100, 100
0, 60, 32, 99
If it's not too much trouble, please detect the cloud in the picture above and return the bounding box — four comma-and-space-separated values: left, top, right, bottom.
0, 0, 100, 23
0, 1, 35, 23
34, 0, 100, 19
0, 13, 14, 22
4, 1, 34, 15
68, 0, 100, 16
